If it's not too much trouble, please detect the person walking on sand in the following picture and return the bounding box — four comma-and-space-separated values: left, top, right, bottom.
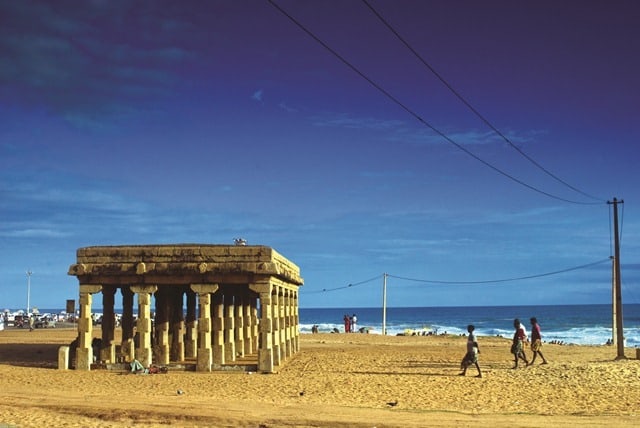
511, 318, 529, 368
459, 324, 482, 378
343, 314, 350, 333
351, 314, 357, 333
528, 317, 548, 365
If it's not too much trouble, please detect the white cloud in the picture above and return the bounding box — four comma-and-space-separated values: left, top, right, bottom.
311, 112, 403, 130
0, 228, 70, 238
278, 102, 297, 112
252, 89, 264, 102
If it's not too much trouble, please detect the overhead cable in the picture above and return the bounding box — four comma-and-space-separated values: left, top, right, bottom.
267, 0, 602, 206
387, 258, 611, 285
302, 258, 611, 294
303, 274, 382, 294
361, 0, 605, 203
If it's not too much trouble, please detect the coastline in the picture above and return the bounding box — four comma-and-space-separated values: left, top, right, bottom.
13, 303, 640, 345
299, 304, 640, 346
1, 327, 639, 427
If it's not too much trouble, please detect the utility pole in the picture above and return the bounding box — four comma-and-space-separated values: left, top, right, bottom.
608, 197, 625, 359
382, 273, 388, 335
26, 270, 33, 315
611, 256, 617, 345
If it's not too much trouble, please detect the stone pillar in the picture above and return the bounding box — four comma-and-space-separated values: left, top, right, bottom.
185, 289, 197, 359
284, 288, 292, 358
100, 285, 117, 363
293, 290, 300, 353
234, 295, 245, 358
191, 284, 218, 372
170, 288, 185, 362
58, 346, 69, 370
120, 287, 135, 362
278, 287, 286, 363
251, 297, 259, 353
76, 284, 102, 370
279, 287, 287, 359
272, 286, 281, 367
155, 288, 170, 365
250, 281, 274, 373
212, 291, 225, 367
131, 285, 157, 367
243, 297, 253, 355
224, 296, 236, 362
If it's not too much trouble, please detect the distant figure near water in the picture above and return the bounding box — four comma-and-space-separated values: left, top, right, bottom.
528, 317, 548, 365
343, 314, 350, 333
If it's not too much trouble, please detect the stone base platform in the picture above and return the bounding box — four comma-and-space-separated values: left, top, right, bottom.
101, 356, 260, 373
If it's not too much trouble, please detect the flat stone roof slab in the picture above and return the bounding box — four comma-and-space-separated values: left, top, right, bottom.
68, 244, 303, 286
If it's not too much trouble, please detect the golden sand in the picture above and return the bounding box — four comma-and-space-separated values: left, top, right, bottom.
1, 327, 639, 427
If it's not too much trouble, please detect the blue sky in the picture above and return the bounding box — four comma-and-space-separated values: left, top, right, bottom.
1, 0, 639, 310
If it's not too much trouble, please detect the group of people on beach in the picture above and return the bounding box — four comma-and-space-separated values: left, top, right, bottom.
459, 317, 549, 378
511, 317, 548, 368
343, 313, 358, 333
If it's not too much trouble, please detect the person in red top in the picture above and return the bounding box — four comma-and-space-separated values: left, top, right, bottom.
511, 318, 529, 368
529, 317, 548, 365
343, 314, 350, 333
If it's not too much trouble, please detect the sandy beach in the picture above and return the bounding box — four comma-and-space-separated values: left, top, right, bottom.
1, 326, 639, 427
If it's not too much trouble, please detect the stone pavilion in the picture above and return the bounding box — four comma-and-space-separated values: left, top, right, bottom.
67, 244, 303, 373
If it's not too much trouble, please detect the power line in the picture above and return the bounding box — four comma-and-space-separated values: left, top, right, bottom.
302, 258, 611, 295
361, 0, 605, 204
304, 274, 382, 294
387, 258, 611, 285
267, 0, 603, 206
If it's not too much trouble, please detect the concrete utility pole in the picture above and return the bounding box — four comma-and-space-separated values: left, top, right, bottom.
608, 197, 625, 359
382, 273, 388, 335
611, 256, 617, 345
26, 270, 33, 315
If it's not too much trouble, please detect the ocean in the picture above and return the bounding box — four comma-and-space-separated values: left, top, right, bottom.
20, 304, 640, 347
299, 304, 640, 346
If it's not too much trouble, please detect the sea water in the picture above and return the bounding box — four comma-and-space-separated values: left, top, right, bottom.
27, 304, 640, 346
299, 304, 640, 346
